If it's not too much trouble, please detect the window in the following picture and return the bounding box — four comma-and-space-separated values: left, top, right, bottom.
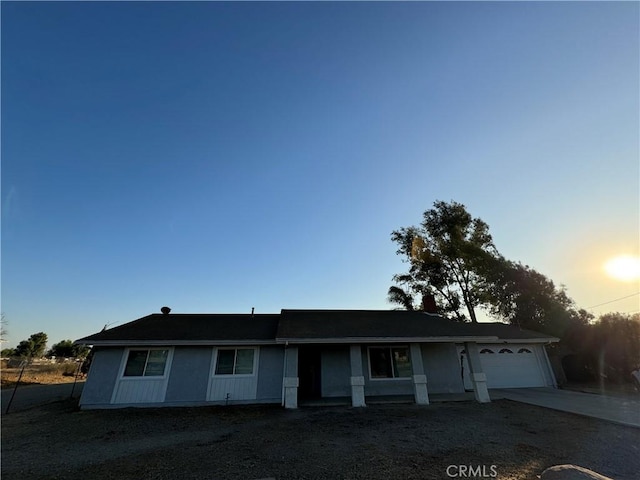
215, 348, 255, 375
480, 348, 495, 354
123, 349, 169, 377
369, 347, 411, 379
518, 348, 532, 354
499, 348, 514, 354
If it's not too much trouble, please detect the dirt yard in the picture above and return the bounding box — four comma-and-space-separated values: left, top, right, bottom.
2, 399, 638, 480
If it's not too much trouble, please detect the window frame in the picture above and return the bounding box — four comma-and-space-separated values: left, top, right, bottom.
367, 346, 412, 381
212, 347, 259, 377
118, 347, 173, 380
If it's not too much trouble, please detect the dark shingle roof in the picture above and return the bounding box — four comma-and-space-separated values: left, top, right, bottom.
277, 310, 557, 342
76, 313, 280, 345
76, 310, 557, 346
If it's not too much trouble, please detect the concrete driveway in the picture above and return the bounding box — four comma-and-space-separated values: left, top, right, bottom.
492, 387, 640, 428
1, 382, 84, 414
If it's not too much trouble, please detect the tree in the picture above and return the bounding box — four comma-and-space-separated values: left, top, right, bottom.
389, 200, 499, 322
481, 259, 589, 337
47, 340, 90, 359
562, 312, 640, 383
1, 348, 16, 357
388, 200, 588, 336
595, 313, 640, 381
14, 332, 48, 358
0, 313, 7, 343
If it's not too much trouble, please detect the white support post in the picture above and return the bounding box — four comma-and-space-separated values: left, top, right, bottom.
349, 345, 366, 407
283, 346, 299, 409
464, 342, 491, 403
283, 377, 299, 409
410, 343, 429, 405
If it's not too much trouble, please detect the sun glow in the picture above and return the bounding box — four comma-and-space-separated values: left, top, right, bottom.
604, 255, 640, 282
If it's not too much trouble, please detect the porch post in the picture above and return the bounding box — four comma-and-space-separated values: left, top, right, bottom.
409, 343, 429, 405
283, 346, 299, 409
349, 345, 366, 407
464, 342, 491, 403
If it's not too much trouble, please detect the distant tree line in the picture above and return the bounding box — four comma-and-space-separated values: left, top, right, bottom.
389, 200, 640, 384
1, 332, 89, 359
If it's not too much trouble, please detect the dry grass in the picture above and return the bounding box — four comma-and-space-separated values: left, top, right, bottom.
1, 360, 81, 388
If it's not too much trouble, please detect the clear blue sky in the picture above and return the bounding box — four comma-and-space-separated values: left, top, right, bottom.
2, 2, 638, 348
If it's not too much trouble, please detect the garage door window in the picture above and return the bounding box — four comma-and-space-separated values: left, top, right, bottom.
499, 349, 513, 354
480, 348, 494, 354
518, 348, 532, 354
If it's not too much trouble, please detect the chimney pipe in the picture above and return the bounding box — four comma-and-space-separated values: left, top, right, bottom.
161, 306, 171, 315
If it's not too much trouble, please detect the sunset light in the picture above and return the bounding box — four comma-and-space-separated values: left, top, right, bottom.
604, 255, 640, 282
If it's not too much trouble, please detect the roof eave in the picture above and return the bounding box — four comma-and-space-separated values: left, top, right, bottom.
475, 337, 559, 344
275, 336, 501, 344
74, 339, 279, 347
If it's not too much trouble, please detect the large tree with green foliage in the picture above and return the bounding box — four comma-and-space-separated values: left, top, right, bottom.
389, 200, 499, 322
480, 258, 590, 337
47, 340, 90, 359
389, 200, 588, 337
14, 332, 48, 358
563, 312, 640, 382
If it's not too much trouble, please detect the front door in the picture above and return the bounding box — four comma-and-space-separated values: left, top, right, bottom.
298, 347, 322, 400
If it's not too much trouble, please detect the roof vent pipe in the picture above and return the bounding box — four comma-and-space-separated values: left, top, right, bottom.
161, 306, 171, 315
251, 307, 255, 317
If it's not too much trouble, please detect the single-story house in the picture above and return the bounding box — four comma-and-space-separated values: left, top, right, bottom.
74, 309, 558, 410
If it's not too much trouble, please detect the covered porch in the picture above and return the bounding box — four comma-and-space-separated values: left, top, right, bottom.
282, 342, 490, 408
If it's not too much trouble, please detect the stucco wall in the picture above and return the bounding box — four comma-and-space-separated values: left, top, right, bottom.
165, 347, 211, 403
79, 347, 123, 407
421, 343, 465, 394
320, 346, 351, 397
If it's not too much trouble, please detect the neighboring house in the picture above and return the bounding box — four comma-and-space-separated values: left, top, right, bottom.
74, 309, 558, 410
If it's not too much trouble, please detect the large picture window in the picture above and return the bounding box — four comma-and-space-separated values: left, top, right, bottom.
369, 347, 411, 379
123, 349, 169, 377
215, 348, 255, 375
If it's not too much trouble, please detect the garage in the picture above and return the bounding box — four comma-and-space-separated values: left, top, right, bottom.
459, 344, 550, 389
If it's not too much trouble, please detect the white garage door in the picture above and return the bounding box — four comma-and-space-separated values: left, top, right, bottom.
459, 345, 547, 389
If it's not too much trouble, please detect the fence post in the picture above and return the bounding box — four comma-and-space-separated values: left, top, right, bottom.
70, 359, 83, 399
5, 358, 29, 414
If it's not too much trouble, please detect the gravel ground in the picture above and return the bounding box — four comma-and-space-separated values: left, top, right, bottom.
2, 399, 638, 480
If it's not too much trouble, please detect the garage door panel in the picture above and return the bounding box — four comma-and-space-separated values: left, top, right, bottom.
459, 345, 547, 389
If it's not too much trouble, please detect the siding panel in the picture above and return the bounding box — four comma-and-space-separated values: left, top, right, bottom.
79, 347, 123, 407
208, 377, 258, 401
422, 343, 465, 394
256, 346, 285, 402
321, 347, 351, 398
165, 347, 211, 403
114, 378, 166, 403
